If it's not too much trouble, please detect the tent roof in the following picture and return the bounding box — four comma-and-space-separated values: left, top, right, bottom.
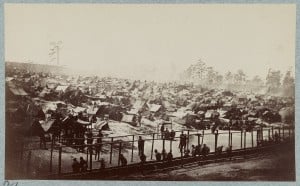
148, 103, 162, 112
121, 114, 134, 123
9, 87, 28, 96
39, 119, 55, 132
56, 85, 69, 92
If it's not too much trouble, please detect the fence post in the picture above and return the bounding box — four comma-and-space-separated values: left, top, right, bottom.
50, 137, 54, 172
197, 134, 200, 146
118, 142, 122, 166
89, 145, 93, 170
278, 128, 281, 141
187, 130, 190, 150
215, 130, 218, 154
170, 138, 173, 151
86, 144, 89, 163
282, 127, 285, 140
244, 130, 246, 149
58, 146, 62, 175
240, 130, 243, 149
272, 126, 274, 139
151, 134, 155, 160
256, 130, 259, 146
131, 135, 134, 162
251, 130, 254, 148
162, 138, 165, 152
230, 133, 233, 147
261, 127, 264, 142
110, 137, 114, 164
228, 128, 231, 147
181, 147, 183, 167
268, 129, 271, 141
201, 130, 204, 145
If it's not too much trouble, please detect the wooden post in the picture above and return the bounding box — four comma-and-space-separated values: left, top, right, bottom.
268, 129, 271, 141
197, 134, 200, 146
110, 137, 113, 164
201, 130, 204, 145
272, 126, 274, 139
215, 130, 218, 153
26, 151, 32, 174
261, 127, 264, 142
118, 142, 122, 166
89, 145, 93, 170
288, 128, 291, 141
162, 138, 165, 152
170, 138, 173, 151
58, 146, 62, 175
282, 127, 285, 140
278, 128, 281, 141
86, 144, 89, 163
230, 133, 233, 147
240, 130, 243, 149
131, 135, 134, 162
244, 131, 246, 149
151, 134, 155, 159
251, 130, 254, 148
50, 137, 54, 172
228, 128, 231, 147
187, 130, 190, 150
256, 130, 259, 145
181, 147, 183, 167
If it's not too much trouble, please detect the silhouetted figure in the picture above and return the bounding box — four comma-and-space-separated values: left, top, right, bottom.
162, 149, 167, 161
72, 158, 80, 173
165, 128, 170, 140
119, 154, 128, 166
95, 130, 103, 160
166, 151, 173, 162
79, 157, 88, 172
202, 144, 210, 158
138, 136, 145, 156
100, 158, 105, 169
160, 125, 165, 139
140, 153, 146, 163
184, 149, 190, 157
154, 149, 162, 161
179, 131, 186, 152
170, 130, 176, 140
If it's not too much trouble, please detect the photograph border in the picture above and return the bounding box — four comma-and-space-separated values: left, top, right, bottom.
0, 0, 299, 186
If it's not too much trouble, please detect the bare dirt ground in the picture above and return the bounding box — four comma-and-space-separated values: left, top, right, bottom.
120, 148, 295, 181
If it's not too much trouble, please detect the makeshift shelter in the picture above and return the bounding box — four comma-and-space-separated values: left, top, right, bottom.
121, 114, 137, 126
93, 119, 109, 130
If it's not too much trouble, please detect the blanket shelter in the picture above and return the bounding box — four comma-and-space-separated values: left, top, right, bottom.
93, 119, 109, 130
121, 114, 137, 126
55, 85, 69, 92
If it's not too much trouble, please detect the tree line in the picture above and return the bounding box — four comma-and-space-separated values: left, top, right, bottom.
180, 59, 294, 95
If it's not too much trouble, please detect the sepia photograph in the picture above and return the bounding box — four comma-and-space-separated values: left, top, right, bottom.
4, 3, 296, 181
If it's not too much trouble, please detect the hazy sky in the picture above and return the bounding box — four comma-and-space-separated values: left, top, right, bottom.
5, 4, 296, 81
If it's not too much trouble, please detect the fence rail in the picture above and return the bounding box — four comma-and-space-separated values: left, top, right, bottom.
18, 126, 294, 178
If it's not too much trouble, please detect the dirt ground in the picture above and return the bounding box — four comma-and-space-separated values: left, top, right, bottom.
120, 148, 295, 181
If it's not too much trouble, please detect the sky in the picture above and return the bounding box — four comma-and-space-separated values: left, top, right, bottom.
4, 4, 296, 81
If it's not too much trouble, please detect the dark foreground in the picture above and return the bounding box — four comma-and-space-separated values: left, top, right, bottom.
120, 145, 295, 181
48, 140, 295, 181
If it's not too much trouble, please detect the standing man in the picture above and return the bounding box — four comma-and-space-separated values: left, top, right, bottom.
179, 131, 186, 152
138, 136, 145, 156
95, 130, 103, 161
160, 124, 165, 139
